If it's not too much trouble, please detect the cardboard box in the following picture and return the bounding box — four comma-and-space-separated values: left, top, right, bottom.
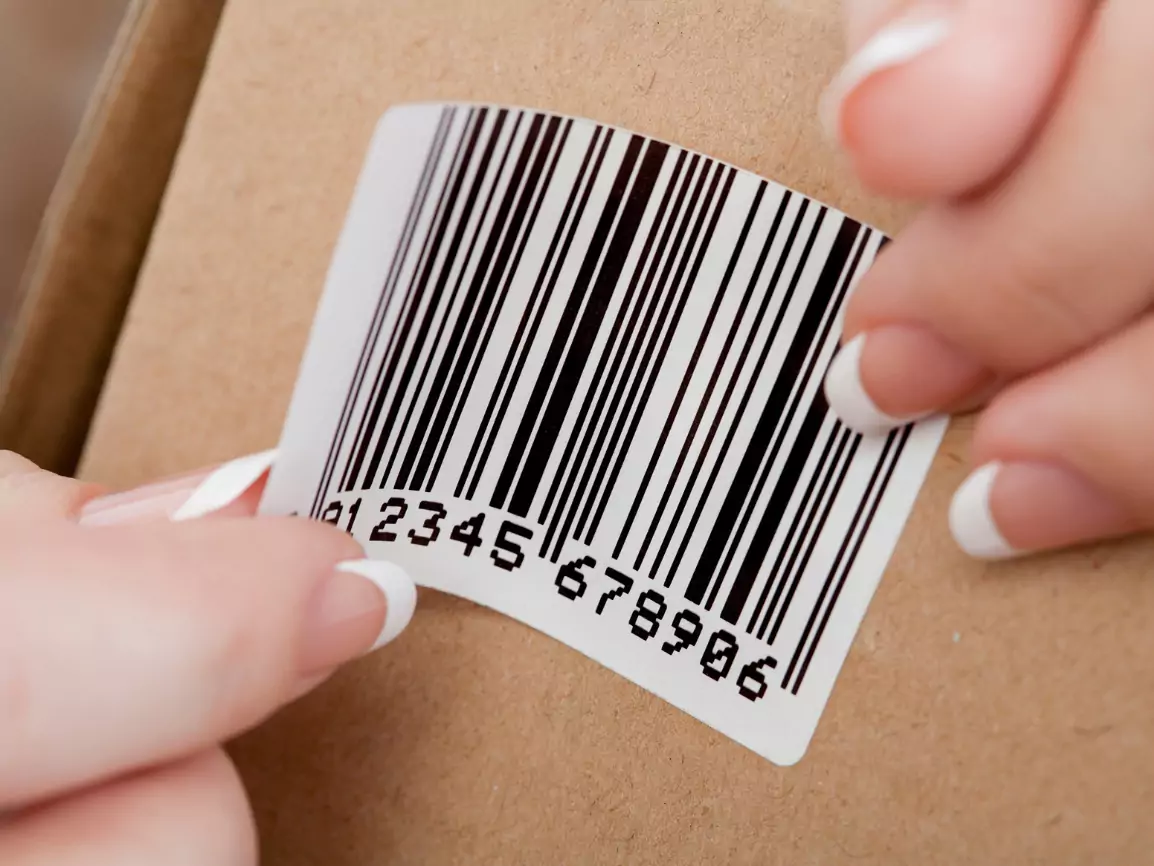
0, 0, 226, 474
80, 1, 1154, 862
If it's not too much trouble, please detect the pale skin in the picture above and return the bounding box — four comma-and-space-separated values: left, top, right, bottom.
826, 0, 1154, 556
2, 1, 1150, 860
0, 454, 391, 865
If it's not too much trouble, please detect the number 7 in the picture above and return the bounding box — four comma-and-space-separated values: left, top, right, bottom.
596, 567, 634, 615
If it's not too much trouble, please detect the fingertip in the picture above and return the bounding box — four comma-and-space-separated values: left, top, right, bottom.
830, 0, 1093, 199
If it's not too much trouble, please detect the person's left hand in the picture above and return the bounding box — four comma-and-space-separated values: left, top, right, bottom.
0, 451, 415, 866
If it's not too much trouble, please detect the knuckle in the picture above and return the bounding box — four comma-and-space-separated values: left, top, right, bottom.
983, 237, 1091, 368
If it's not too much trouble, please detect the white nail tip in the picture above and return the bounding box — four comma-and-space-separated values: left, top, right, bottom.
824, 334, 915, 435
336, 560, 417, 649
820, 15, 952, 141
949, 462, 1020, 560
170, 449, 279, 521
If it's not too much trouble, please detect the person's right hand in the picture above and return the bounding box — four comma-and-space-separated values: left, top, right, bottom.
822, 0, 1154, 559
0, 451, 416, 866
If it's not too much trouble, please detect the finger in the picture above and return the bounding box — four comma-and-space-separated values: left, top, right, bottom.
0, 518, 416, 807
827, 0, 1154, 433
823, 0, 1096, 198
78, 450, 278, 526
948, 313, 1154, 559
0, 750, 256, 866
0, 452, 102, 520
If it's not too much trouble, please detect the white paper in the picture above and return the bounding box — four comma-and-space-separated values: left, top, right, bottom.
261, 103, 947, 765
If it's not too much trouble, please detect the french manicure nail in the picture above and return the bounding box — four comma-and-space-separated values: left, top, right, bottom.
300, 560, 417, 675
950, 461, 1136, 560
820, 6, 954, 142
825, 334, 926, 435
949, 462, 1018, 560
171, 450, 279, 521
338, 560, 417, 650
80, 450, 279, 526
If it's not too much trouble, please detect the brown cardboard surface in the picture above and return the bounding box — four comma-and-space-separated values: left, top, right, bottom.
80, 1, 1154, 863
0, 0, 226, 473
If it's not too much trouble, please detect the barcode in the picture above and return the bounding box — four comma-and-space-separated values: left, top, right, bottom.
266, 103, 946, 763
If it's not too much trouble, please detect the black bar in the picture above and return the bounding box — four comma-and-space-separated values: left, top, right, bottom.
682, 210, 852, 606
573, 164, 732, 555
380, 109, 511, 487
535, 149, 687, 529
743, 422, 846, 636
655, 196, 809, 582
464, 128, 612, 501
713, 220, 866, 619
400, 113, 549, 489
345, 108, 486, 490
789, 427, 904, 697
629, 181, 766, 566
762, 429, 859, 642
553, 152, 705, 550
554, 159, 720, 556
716, 386, 831, 619
311, 106, 452, 515
430, 118, 572, 489
641, 191, 792, 573
508, 138, 669, 517
490, 135, 649, 513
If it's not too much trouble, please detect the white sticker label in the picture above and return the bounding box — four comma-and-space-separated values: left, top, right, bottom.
261, 103, 947, 765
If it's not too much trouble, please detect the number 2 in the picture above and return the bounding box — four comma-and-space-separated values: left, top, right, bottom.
370, 497, 408, 542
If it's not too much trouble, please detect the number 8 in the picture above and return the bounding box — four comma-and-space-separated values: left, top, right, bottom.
628, 590, 667, 640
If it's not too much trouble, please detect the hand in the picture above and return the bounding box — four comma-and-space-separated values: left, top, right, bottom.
821, 0, 1154, 559
0, 451, 416, 865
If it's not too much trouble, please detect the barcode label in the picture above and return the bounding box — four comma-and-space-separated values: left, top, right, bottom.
261, 103, 947, 765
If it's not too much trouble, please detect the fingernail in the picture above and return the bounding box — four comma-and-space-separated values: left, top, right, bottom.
300, 560, 417, 675
171, 450, 278, 521
825, 327, 988, 435
949, 461, 1135, 560
79, 450, 278, 526
949, 462, 1016, 559
825, 333, 926, 434
820, 4, 954, 142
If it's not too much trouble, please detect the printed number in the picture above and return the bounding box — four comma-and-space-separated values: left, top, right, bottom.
736, 656, 778, 702
661, 610, 703, 655
370, 497, 408, 542
344, 498, 362, 533
555, 556, 596, 601
491, 521, 533, 572
628, 590, 668, 641
324, 500, 362, 534
700, 630, 738, 681
408, 501, 447, 546
450, 513, 485, 556
596, 567, 633, 615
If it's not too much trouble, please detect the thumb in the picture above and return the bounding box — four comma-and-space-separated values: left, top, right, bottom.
823, 0, 1096, 198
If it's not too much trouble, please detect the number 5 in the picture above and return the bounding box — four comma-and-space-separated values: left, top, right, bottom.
491, 521, 533, 572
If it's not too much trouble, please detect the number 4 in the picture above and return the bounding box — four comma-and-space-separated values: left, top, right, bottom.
450, 514, 485, 556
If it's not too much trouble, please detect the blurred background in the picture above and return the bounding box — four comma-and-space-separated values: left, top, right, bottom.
0, 0, 128, 350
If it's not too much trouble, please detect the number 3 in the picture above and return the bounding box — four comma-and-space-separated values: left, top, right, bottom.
408, 501, 447, 546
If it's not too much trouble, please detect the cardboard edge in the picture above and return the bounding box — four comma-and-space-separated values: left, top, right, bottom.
0, 0, 227, 474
